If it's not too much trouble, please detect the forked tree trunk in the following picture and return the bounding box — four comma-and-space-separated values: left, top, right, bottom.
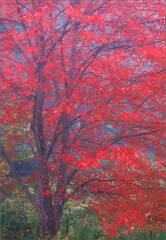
36, 202, 63, 239
35, 185, 63, 239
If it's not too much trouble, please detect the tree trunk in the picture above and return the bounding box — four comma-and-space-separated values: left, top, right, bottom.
39, 205, 63, 238
36, 196, 63, 238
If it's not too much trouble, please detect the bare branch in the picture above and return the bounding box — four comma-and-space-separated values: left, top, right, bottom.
111, 129, 159, 145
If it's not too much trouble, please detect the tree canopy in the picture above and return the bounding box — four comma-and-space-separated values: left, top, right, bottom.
0, 0, 165, 238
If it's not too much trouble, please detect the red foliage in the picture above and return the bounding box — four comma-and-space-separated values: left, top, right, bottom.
0, 0, 165, 237
91, 157, 166, 237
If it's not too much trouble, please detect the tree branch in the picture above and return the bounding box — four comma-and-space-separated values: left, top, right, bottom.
111, 129, 159, 145
65, 178, 116, 201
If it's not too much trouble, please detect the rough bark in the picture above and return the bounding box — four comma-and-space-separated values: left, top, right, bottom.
36, 186, 63, 238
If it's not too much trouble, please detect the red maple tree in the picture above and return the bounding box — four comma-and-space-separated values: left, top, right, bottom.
0, 0, 165, 238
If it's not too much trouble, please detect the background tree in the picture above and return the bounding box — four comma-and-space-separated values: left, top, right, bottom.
0, 0, 165, 238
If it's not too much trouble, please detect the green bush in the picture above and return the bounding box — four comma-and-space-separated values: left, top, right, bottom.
0, 197, 41, 240
60, 206, 104, 240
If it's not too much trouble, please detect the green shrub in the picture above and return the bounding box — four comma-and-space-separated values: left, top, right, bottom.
0, 197, 41, 240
